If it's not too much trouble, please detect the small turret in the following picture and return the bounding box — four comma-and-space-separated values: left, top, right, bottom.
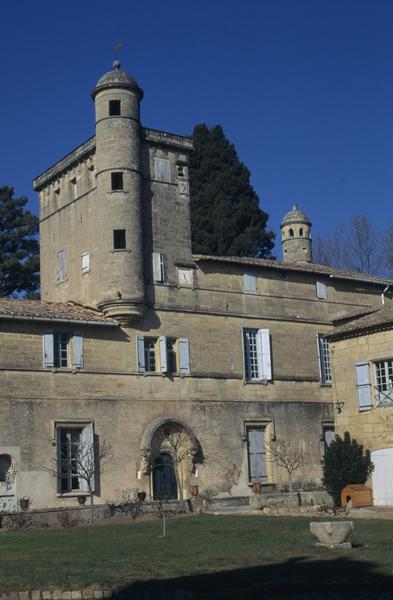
92, 61, 145, 322
281, 204, 312, 263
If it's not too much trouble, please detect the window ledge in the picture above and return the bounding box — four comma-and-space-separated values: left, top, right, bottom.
57, 491, 90, 498
243, 379, 271, 385
108, 190, 128, 194
111, 249, 131, 253
319, 382, 332, 387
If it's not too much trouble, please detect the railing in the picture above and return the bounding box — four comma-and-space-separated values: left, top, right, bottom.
375, 385, 393, 407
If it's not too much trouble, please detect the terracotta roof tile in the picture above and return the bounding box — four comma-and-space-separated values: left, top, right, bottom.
0, 299, 117, 325
327, 304, 393, 340
193, 255, 393, 286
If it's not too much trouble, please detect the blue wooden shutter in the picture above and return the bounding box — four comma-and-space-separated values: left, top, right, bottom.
43, 331, 54, 368
317, 334, 326, 381
154, 158, 171, 182
159, 336, 168, 373
80, 426, 95, 492
72, 333, 84, 369
244, 274, 256, 293
179, 338, 190, 375
152, 253, 162, 282
136, 336, 145, 373
355, 362, 372, 411
55, 427, 62, 493
257, 329, 272, 380
57, 250, 66, 282
247, 428, 267, 481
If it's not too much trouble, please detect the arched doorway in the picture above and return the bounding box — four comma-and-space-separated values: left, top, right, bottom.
152, 453, 177, 499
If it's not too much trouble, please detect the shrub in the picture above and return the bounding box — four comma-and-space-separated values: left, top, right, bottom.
322, 431, 374, 506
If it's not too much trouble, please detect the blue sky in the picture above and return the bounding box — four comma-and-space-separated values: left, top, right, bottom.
1, 0, 393, 256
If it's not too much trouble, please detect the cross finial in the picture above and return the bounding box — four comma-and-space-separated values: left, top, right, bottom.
113, 42, 122, 70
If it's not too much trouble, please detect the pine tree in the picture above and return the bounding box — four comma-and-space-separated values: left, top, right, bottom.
189, 124, 275, 257
322, 431, 374, 507
0, 186, 40, 297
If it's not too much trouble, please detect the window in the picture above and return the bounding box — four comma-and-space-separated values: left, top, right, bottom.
299, 228, 303, 236
57, 250, 67, 283
154, 157, 171, 182
152, 252, 167, 283
43, 332, 84, 369
244, 274, 257, 293
375, 359, 393, 406
71, 178, 78, 200
247, 427, 267, 482
113, 229, 126, 250
316, 281, 328, 300
136, 336, 190, 375
176, 164, 185, 177
317, 334, 332, 383
243, 328, 272, 381
289, 228, 294, 237
55, 424, 94, 493
323, 426, 335, 448
109, 100, 121, 116
111, 172, 124, 191
81, 252, 90, 273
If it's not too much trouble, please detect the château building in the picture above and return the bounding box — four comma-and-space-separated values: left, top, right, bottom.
1, 61, 391, 509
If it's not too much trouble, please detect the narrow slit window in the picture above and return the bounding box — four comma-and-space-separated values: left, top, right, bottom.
109, 100, 121, 116
113, 229, 126, 250
111, 172, 124, 191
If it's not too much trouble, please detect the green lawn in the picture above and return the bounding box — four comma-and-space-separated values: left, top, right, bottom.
1, 515, 393, 595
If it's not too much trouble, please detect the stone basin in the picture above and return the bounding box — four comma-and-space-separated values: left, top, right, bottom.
310, 521, 354, 547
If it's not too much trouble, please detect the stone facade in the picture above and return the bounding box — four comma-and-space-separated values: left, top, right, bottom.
1, 62, 393, 509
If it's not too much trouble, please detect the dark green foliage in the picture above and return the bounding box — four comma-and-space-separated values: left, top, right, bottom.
189, 124, 275, 257
322, 431, 374, 506
0, 186, 39, 297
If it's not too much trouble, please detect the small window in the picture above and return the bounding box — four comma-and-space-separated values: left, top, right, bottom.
289, 228, 294, 238
154, 158, 171, 182
323, 426, 335, 448
136, 336, 190, 375
71, 178, 78, 200
176, 164, 185, 178
81, 252, 90, 274
53, 333, 69, 368
43, 332, 84, 369
109, 100, 121, 116
113, 230, 126, 250
243, 328, 272, 381
317, 334, 332, 384
247, 427, 267, 483
299, 228, 303, 237
316, 281, 328, 300
375, 359, 393, 406
111, 172, 124, 191
244, 274, 257, 293
152, 252, 167, 283
0, 454, 11, 483
57, 250, 67, 283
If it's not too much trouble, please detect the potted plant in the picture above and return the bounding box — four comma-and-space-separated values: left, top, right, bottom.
252, 481, 262, 495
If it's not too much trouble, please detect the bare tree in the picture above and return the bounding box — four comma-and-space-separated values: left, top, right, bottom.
314, 215, 384, 275
42, 438, 111, 524
266, 438, 305, 510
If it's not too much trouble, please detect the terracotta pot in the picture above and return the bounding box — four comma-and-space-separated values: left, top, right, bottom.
190, 484, 199, 498
252, 481, 262, 495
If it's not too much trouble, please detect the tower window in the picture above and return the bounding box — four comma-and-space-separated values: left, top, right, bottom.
113, 229, 126, 250
289, 228, 294, 238
299, 228, 303, 236
111, 172, 124, 191
109, 100, 121, 116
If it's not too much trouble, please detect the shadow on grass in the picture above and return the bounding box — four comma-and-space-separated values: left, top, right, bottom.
112, 555, 393, 599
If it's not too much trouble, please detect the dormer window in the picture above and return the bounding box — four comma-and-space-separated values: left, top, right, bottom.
109, 100, 121, 116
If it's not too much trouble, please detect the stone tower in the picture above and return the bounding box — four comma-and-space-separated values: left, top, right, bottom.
92, 60, 145, 321
281, 204, 312, 262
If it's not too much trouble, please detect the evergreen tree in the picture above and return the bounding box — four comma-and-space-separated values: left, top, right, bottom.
189, 124, 275, 257
322, 431, 374, 507
0, 186, 39, 297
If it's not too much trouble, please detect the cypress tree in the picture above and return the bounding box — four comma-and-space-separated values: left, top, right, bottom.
189, 124, 275, 257
322, 431, 374, 507
0, 186, 40, 297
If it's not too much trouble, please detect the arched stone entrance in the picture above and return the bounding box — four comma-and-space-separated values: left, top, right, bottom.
140, 418, 203, 501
